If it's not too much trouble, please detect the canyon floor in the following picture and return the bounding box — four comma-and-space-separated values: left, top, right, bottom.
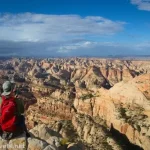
0, 58, 150, 150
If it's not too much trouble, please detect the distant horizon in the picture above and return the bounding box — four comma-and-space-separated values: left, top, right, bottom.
2, 54, 150, 61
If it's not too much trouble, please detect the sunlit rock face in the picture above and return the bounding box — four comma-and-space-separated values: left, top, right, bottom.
1, 58, 150, 149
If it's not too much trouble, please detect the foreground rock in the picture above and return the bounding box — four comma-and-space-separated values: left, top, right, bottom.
0, 124, 84, 150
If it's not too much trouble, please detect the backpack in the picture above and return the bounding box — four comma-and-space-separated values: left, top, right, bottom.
0, 96, 18, 132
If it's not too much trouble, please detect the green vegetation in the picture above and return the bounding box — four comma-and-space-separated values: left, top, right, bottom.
79, 93, 98, 100
119, 107, 126, 118
61, 120, 79, 142
60, 138, 69, 145
102, 141, 113, 150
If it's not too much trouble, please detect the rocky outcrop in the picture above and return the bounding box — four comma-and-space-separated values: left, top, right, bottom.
74, 75, 150, 150
72, 114, 124, 150
0, 124, 83, 150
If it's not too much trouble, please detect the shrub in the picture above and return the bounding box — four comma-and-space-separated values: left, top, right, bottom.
80, 93, 95, 100
60, 138, 69, 145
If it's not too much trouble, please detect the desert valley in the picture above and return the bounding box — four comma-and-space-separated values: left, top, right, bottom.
0, 57, 150, 150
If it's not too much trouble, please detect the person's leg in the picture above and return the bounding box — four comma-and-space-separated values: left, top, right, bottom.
21, 115, 30, 137
18, 115, 30, 137
0, 126, 2, 136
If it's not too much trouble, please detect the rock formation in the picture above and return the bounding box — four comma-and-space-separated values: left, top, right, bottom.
0, 58, 150, 149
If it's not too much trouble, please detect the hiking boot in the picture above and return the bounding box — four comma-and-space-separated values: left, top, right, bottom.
2, 132, 13, 140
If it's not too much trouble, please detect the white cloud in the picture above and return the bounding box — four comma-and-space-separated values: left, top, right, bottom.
0, 13, 125, 42
135, 42, 150, 49
58, 41, 96, 53
131, 0, 150, 11
58, 41, 120, 53
57, 40, 150, 55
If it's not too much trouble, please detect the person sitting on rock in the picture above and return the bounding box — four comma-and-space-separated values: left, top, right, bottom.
0, 81, 30, 140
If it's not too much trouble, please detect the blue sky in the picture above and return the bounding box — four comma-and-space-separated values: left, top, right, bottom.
0, 0, 150, 57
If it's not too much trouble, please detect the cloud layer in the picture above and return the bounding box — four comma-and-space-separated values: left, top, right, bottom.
1, 40, 150, 57
0, 13, 149, 57
0, 13, 125, 42
131, 0, 150, 11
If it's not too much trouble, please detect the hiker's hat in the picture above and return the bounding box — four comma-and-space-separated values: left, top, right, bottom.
2, 81, 13, 96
